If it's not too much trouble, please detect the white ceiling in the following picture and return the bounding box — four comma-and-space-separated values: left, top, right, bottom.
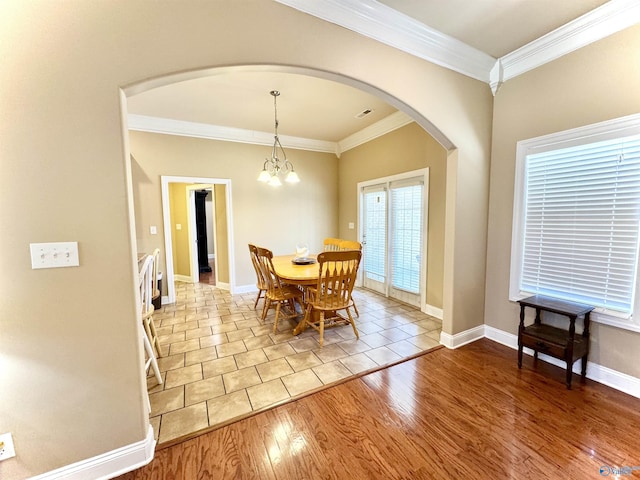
127, 0, 622, 147
378, 0, 608, 58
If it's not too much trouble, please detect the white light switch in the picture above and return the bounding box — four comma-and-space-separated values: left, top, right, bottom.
348, 222, 355, 230
30, 242, 80, 269
150, 225, 157, 235
176, 224, 182, 231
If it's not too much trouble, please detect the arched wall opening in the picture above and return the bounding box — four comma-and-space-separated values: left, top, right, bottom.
123, 63, 459, 333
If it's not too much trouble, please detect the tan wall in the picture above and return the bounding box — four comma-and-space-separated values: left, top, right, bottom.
486, 24, 640, 378
129, 130, 339, 288
168, 183, 191, 277
214, 184, 230, 284
0, 1, 491, 478
338, 123, 447, 309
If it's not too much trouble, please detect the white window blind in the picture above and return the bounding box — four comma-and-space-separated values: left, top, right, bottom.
363, 185, 386, 283
521, 134, 640, 313
390, 179, 423, 294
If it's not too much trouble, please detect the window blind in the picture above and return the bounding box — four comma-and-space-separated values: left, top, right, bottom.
390, 179, 423, 294
363, 185, 387, 283
521, 134, 640, 313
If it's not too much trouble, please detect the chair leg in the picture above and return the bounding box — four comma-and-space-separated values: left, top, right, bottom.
347, 308, 359, 340
253, 289, 263, 309
141, 324, 163, 385
261, 297, 271, 321
351, 296, 360, 317
319, 311, 325, 347
273, 302, 282, 333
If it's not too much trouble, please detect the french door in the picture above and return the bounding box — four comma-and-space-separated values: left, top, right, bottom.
360, 171, 428, 308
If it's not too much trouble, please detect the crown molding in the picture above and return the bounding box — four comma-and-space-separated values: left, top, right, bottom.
493, 0, 640, 90
127, 114, 337, 154
128, 113, 415, 158
338, 111, 413, 155
274, 0, 495, 83
276, 0, 640, 96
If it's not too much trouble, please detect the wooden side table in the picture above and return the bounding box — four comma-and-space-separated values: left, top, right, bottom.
517, 295, 594, 389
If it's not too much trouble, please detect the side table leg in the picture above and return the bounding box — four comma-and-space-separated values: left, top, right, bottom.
581, 355, 588, 382
518, 305, 525, 369
566, 362, 572, 390
518, 344, 523, 369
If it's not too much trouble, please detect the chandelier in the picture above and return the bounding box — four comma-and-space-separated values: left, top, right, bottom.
257, 90, 300, 186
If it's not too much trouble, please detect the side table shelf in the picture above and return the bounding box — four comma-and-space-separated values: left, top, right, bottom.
517, 295, 594, 389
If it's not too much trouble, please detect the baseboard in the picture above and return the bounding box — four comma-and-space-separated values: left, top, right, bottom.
207, 253, 215, 260
484, 325, 640, 399
423, 304, 443, 320
233, 283, 258, 295
161, 295, 169, 305
31, 425, 155, 480
440, 325, 485, 349
216, 281, 230, 291
174, 274, 192, 283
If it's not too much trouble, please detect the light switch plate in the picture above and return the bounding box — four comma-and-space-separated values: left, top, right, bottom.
30, 242, 80, 269
150, 225, 157, 235
348, 222, 355, 229
0, 432, 16, 461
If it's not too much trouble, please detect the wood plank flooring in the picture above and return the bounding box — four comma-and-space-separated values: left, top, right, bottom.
117, 338, 640, 479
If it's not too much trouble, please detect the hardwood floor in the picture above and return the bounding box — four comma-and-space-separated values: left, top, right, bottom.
118, 339, 640, 479
198, 260, 216, 285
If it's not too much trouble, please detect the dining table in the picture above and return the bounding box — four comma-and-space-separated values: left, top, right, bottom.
271, 254, 321, 335
271, 254, 319, 287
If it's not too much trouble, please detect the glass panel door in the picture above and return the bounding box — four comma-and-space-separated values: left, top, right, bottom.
389, 179, 423, 306
362, 185, 387, 295
359, 174, 426, 308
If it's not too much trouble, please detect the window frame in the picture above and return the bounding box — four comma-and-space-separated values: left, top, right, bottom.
510, 113, 640, 333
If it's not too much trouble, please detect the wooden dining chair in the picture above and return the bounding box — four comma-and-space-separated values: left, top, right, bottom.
323, 237, 343, 251
299, 250, 362, 347
255, 246, 304, 333
338, 239, 362, 251
150, 248, 161, 310
338, 239, 362, 317
248, 244, 268, 316
138, 254, 163, 386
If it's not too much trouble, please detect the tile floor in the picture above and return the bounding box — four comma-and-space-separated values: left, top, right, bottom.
147, 281, 442, 445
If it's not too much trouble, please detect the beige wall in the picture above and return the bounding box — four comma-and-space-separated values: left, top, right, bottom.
129, 130, 339, 288
214, 184, 230, 284
339, 123, 447, 309
168, 183, 192, 277
486, 24, 640, 378
0, 1, 491, 478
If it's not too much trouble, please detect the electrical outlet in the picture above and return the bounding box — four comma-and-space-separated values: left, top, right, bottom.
0, 432, 16, 461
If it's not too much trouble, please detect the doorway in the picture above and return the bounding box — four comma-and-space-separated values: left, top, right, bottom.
161, 176, 234, 304
358, 169, 429, 309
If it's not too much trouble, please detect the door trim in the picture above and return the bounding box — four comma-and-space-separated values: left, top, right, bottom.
357, 168, 429, 311
161, 176, 234, 304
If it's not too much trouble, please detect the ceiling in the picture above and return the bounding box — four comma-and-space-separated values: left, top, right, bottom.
127, 0, 614, 146
377, 0, 608, 58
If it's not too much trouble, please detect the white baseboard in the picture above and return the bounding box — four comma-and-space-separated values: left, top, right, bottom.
423, 304, 443, 320
207, 253, 215, 260
233, 283, 258, 294
483, 325, 640, 399
440, 324, 485, 349
174, 274, 192, 283
161, 295, 169, 305
31, 425, 155, 480
216, 281, 230, 291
